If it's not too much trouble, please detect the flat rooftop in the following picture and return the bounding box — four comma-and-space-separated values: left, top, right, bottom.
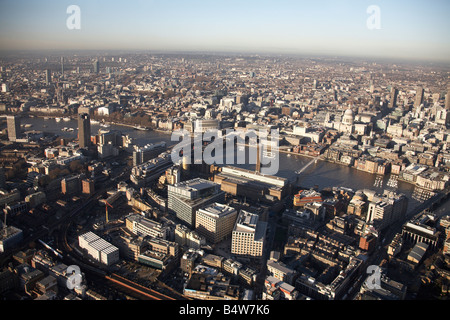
198, 203, 237, 218
234, 210, 267, 241
222, 166, 287, 187
171, 178, 218, 192
169, 178, 220, 200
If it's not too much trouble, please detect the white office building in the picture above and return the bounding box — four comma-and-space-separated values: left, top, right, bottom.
195, 203, 238, 244
78, 232, 119, 266
231, 210, 267, 257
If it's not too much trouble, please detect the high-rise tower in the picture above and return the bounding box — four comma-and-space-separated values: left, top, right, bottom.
445, 88, 450, 111
414, 86, 424, 108
78, 113, 91, 148
389, 87, 398, 109
93, 60, 99, 74
7, 115, 21, 142
45, 69, 51, 86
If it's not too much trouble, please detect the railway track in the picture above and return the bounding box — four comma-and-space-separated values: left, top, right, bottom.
58, 211, 177, 300
105, 273, 175, 300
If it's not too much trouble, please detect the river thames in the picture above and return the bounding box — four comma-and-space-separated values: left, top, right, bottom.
22, 116, 443, 215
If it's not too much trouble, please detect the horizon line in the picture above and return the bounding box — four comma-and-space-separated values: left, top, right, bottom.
0, 48, 449, 66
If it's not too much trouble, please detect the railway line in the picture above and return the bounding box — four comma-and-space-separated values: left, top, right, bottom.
105, 273, 175, 300
55, 192, 179, 300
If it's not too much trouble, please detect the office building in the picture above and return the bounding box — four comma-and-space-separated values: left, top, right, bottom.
112, 234, 147, 261
202, 253, 224, 269
97, 129, 123, 159
132, 142, 167, 166
402, 213, 440, 250
168, 178, 225, 227
98, 142, 119, 159
137, 250, 170, 270
293, 189, 323, 207
195, 203, 238, 244
0, 226, 23, 253
146, 237, 180, 259
125, 214, 169, 239
407, 242, 428, 264
45, 69, 51, 86
389, 87, 398, 109
174, 224, 206, 249
165, 166, 181, 185
82, 179, 95, 195
78, 232, 119, 266
231, 210, 267, 258
366, 190, 408, 231
1, 83, 8, 93
446, 88, 450, 111
214, 166, 288, 201
131, 153, 173, 188
4, 201, 28, 216
223, 258, 242, 276
414, 86, 424, 108
0, 168, 5, 189
98, 129, 122, 146
266, 260, 296, 284
78, 113, 91, 148
16, 264, 45, 295
0, 189, 20, 207
441, 215, 450, 231
180, 249, 202, 274
61, 175, 81, 195
263, 276, 289, 300
387, 233, 403, 257
359, 234, 377, 252
35, 275, 58, 296
193, 119, 220, 133
295, 256, 363, 300
24, 191, 46, 208
238, 266, 258, 286
183, 271, 240, 300
7, 115, 21, 142
93, 60, 99, 74
366, 201, 393, 230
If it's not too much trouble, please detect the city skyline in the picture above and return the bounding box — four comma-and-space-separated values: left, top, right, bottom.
1, 42, 450, 303
1, 0, 450, 305
0, 0, 449, 63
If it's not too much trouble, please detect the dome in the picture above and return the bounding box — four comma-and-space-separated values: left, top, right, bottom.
342, 108, 354, 125
344, 108, 354, 117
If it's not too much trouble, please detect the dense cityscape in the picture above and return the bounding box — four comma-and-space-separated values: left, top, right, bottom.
0, 51, 449, 304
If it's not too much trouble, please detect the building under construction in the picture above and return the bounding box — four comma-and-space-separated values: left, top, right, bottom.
0, 224, 23, 253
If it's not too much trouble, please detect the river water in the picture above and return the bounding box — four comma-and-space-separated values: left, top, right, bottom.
22, 116, 437, 214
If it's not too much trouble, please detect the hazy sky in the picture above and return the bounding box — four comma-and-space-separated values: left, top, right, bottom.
0, 0, 449, 62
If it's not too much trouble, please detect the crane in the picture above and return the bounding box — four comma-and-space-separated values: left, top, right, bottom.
105, 200, 113, 224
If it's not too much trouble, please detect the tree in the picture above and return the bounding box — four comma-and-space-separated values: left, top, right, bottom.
69, 160, 84, 173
